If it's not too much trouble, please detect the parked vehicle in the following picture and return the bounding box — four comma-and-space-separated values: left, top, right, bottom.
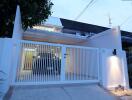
32, 53, 61, 75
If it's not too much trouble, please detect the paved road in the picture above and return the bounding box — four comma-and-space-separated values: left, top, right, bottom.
4, 84, 119, 100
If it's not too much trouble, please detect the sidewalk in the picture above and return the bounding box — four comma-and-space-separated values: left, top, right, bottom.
4, 84, 119, 100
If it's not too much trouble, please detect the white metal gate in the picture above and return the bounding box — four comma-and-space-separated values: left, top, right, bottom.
14, 40, 99, 85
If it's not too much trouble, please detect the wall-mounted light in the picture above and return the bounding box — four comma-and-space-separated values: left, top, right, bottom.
113, 49, 117, 55
37, 55, 40, 59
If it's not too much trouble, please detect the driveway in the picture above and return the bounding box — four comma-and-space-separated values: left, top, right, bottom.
4, 84, 119, 100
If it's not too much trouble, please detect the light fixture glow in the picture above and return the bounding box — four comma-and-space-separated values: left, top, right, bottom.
24, 48, 36, 51
107, 56, 123, 87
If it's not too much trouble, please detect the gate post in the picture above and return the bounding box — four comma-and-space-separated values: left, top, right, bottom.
61, 46, 66, 81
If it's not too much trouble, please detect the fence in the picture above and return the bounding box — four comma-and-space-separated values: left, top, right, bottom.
14, 40, 99, 85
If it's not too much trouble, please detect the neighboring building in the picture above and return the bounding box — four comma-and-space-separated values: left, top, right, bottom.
0, 6, 130, 98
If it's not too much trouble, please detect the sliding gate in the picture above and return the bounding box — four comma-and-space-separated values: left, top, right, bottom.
14, 40, 99, 85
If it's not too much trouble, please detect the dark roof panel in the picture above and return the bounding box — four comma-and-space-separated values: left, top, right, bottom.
60, 18, 109, 33
60, 18, 132, 39
121, 31, 132, 37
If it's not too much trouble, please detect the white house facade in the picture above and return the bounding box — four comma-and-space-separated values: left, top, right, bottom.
0, 6, 130, 97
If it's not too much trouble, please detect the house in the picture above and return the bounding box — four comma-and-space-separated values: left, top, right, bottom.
0, 5, 130, 98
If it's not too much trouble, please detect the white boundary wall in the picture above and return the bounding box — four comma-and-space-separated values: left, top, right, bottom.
79, 27, 122, 50
77, 26, 129, 89
0, 38, 13, 94
99, 49, 129, 89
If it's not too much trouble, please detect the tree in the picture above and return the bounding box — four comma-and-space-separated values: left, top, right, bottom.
0, 0, 53, 37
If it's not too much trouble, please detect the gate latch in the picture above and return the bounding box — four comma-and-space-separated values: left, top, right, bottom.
64, 53, 68, 58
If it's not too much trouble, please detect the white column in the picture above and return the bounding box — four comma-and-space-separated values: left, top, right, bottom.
12, 5, 23, 40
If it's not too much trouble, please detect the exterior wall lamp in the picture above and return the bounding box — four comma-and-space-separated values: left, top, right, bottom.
113, 49, 117, 55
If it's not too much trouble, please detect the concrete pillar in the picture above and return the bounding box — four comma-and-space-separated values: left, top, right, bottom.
12, 5, 23, 40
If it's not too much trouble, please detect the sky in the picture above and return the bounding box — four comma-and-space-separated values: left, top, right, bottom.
51, 0, 132, 32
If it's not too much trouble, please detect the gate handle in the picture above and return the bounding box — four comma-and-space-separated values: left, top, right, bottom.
64, 53, 68, 58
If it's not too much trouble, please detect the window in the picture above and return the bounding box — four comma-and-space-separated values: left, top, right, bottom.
33, 25, 61, 33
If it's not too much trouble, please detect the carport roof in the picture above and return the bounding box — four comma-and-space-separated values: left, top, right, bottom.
60, 18, 109, 33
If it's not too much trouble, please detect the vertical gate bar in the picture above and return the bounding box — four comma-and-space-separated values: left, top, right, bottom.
23, 43, 26, 81
52, 46, 54, 80
66, 48, 68, 80
92, 50, 94, 79
55, 46, 58, 80
82, 49, 84, 80
71, 48, 73, 80
61, 46, 66, 81
35, 44, 38, 82
31, 43, 33, 82
34, 43, 36, 82
73, 48, 75, 80
89, 50, 92, 79
29, 43, 31, 81
41, 45, 43, 82
76, 48, 79, 80
84, 49, 87, 80
97, 49, 100, 81
92, 50, 95, 79
78, 48, 80, 80
48, 45, 50, 81
47, 45, 49, 81
47, 45, 51, 81
79, 48, 81, 80
91, 50, 93, 79
74, 48, 76, 80
51, 46, 53, 80
40, 44, 42, 81
45, 45, 48, 81
49, 45, 51, 81
22, 43, 24, 82
80, 49, 82, 80
47, 45, 48, 81
26, 43, 28, 81
28, 43, 30, 81
42, 45, 45, 82
21, 42, 23, 82
59, 46, 61, 80
53, 46, 55, 80
75, 48, 77, 80
86, 49, 89, 79
72, 48, 74, 80
24, 43, 26, 81
57, 47, 59, 80
30, 43, 32, 81
27, 43, 29, 81
68, 48, 72, 80
69, 48, 71, 80
25, 43, 30, 81
68, 48, 70, 80
38, 43, 40, 82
